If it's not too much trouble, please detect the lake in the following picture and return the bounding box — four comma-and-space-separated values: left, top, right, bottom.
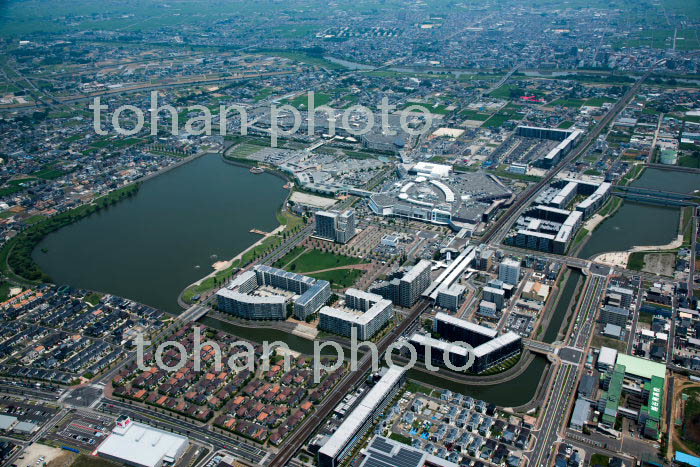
33, 153, 289, 313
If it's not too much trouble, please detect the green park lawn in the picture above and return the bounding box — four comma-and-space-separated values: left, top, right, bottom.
278, 248, 367, 273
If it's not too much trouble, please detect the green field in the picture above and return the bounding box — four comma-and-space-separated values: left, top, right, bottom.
681, 387, 700, 455
0, 178, 37, 197
460, 109, 492, 121
285, 92, 332, 110
550, 98, 587, 108
586, 97, 617, 107
557, 120, 574, 129
309, 268, 365, 289
679, 152, 700, 169
276, 248, 367, 273
227, 143, 266, 159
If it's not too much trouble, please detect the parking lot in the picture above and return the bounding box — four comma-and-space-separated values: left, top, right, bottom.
63, 385, 103, 408
1, 397, 59, 426
48, 412, 114, 451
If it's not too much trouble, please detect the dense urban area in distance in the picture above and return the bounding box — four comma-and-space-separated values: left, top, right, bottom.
0, 1, 699, 467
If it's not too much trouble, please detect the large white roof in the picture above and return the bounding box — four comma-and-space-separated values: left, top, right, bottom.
598, 346, 618, 367
97, 421, 188, 467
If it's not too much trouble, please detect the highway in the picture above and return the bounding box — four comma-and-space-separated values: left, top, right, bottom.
529, 363, 576, 466
268, 299, 432, 467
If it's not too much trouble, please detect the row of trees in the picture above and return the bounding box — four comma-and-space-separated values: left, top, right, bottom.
5, 184, 140, 282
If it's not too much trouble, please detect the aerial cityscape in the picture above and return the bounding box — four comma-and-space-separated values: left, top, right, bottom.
0, 1, 699, 467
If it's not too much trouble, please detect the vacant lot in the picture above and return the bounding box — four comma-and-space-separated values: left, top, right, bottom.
641, 252, 676, 276
682, 387, 700, 454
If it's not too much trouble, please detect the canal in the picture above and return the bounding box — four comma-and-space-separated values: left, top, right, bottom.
407, 356, 549, 408
631, 167, 700, 194
32, 153, 289, 313
199, 314, 552, 407
542, 269, 583, 344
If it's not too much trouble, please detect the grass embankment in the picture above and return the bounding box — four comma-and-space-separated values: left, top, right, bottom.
619, 164, 646, 186
0, 184, 140, 283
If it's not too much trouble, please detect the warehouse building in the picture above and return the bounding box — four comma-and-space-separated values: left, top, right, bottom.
96, 415, 189, 467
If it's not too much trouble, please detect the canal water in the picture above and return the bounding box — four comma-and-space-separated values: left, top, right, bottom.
33, 153, 289, 313
407, 356, 549, 408
631, 167, 700, 194
542, 269, 583, 344
200, 314, 551, 407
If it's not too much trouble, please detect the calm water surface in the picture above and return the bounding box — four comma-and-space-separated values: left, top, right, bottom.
33, 154, 288, 313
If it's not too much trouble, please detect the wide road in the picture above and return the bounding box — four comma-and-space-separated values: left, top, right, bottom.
268, 298, 432, 466
528, 272, 607, 466
98, 399, 268, 464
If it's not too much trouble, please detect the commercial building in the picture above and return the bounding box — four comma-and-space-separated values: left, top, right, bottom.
318, 366, 406, 467
360, 436, 459, 467
319, 289, 394, 340
600, 305, 630, 327
96, 415, 189, 467
369, 165, 511, 231
216, 265, 330, 320
498, 258, 521, 286
315, 209, 357, 244
522, 281, 550, 302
